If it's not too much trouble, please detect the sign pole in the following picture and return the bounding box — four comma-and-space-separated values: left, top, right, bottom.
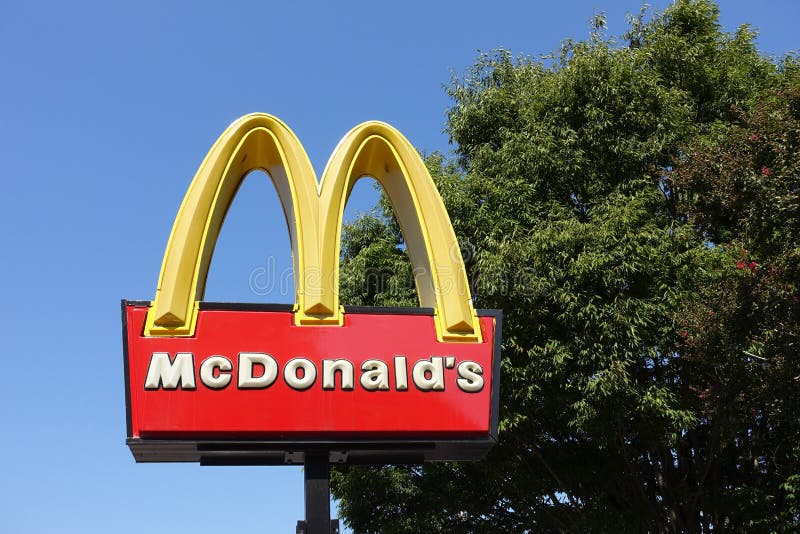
303, 452, 330, 534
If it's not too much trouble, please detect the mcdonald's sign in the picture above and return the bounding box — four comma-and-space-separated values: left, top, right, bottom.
122, 114, 501, 464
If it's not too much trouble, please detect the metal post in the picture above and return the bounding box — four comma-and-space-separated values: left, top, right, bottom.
304, 452, 330, 534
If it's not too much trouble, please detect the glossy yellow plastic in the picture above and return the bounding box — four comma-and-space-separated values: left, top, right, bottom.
145, 114, 481, 342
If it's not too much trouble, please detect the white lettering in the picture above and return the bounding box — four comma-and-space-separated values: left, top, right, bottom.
144, 352, 196, 390
322, 359, 355, 390
284, 358, 317, 390
394, 356, 408, 391
141, 353, 482, 393
456, 361, 484, 392
412, 357, 444, 391
199, 355, 232, 389
360, 360, 390, 391
238, 352, 278, 389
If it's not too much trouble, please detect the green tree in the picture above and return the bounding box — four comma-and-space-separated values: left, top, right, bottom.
332, 1, 800, 531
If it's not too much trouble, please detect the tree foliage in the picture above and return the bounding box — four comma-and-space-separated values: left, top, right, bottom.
331, 2, 800, 531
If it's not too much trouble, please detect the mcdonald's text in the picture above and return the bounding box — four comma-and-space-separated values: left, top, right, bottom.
144, 352, 485, 393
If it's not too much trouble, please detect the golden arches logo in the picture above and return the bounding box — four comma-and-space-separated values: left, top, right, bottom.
145, 113, 481, 342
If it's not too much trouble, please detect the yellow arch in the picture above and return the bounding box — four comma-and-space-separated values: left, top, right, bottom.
145, 113, 481, 342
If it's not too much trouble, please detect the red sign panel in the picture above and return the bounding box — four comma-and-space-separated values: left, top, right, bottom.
123, 301, 501, 464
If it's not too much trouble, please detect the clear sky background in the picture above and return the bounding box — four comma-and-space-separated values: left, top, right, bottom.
0, 1, 796, 532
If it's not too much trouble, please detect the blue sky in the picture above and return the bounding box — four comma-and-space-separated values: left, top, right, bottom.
0, 1, 797, 532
